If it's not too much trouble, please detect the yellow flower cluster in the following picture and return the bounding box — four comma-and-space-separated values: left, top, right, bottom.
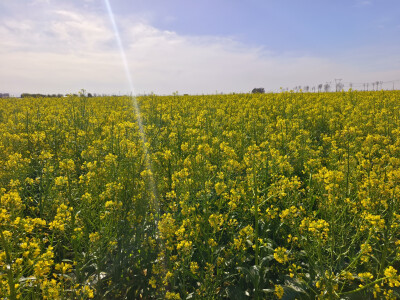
274, 247, 289, 264
48, 204, 72, 232
0, 91, 399, 298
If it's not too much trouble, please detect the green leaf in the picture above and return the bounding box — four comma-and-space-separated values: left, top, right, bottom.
226, 286, 248, 300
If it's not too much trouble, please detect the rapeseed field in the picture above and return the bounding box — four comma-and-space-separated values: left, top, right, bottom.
1, 91, 400, 299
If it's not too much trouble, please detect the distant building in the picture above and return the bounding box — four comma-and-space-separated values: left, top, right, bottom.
0, 93, 10, 98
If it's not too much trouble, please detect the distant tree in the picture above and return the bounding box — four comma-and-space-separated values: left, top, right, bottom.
251, 88, 265, 94
324, 83, 330, 92
304, 86, 310, 92
318, 84, 323, 93
87, 93, 93, 97
334, 79, 343, 92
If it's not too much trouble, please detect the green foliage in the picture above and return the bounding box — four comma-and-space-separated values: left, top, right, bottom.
1, 91, 400, 299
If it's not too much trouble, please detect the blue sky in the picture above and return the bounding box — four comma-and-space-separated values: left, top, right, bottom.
0, 0, 399, 95
112, 0, 399, 53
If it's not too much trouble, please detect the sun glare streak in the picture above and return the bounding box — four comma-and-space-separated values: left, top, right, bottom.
103, 0, 134, 94
103, 0, 159, 216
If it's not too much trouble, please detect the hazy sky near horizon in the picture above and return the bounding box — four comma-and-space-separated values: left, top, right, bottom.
1, 0, 400, 95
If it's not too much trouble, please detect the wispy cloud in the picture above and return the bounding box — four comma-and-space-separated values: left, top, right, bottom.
0, 1, 399, 95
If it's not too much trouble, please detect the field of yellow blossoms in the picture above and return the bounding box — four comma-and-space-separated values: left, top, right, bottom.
1, 91, 400, 299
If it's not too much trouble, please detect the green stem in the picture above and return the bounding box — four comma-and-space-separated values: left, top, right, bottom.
380, 193, 394, 275
300, 278, 318, 297
0, 230, 17, 300
340, 277, 386, 296
252, 157, 259, 267
342, 231, 372, 274
252, 152, 259, 300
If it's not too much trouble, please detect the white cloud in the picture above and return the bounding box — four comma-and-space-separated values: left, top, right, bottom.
0, 3, 399, 96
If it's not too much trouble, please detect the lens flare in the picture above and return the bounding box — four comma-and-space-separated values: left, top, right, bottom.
104, 0, 159, 216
